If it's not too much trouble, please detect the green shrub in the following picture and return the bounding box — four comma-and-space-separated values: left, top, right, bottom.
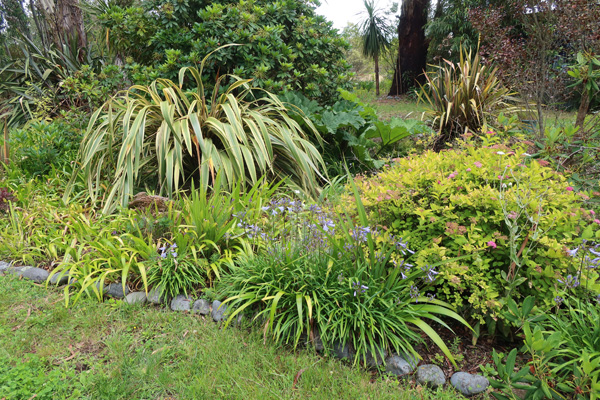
346, 141, 600, 324
9, 119, 82, 177
99, 0, 352, 104
281, 90, 431, 173
485, 295, 600, 399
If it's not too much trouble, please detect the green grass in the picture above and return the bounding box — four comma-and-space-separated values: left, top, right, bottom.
355, 89, 428, 121
0, 275, 472, 400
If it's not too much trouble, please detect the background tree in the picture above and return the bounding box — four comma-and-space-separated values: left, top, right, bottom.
359, 0, 392, 96
39, 0, 87, 53
98, 0, 352, 104
425, 0, 478, 63
388, 0, 430, 95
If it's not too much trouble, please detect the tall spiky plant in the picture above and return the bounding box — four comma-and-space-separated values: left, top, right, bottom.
65, 46, 327, 213
418, 47, 522, 151
359, 0, 392, 96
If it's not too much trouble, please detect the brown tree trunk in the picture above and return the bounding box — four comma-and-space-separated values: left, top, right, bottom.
39, 0, 86, 56
576, 90, 590, 131
375, 53, 380, 96
54, 0, 86, 52
388, 0, 430, 96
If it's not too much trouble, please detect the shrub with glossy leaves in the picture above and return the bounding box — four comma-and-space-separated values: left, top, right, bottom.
346, 139, 600, 323
100, 0, 352, 104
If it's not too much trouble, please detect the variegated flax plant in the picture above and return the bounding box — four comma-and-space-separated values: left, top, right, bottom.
65, 46, 326, 213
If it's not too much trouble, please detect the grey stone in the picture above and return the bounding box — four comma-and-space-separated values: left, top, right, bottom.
211, 300, 228, 322
450, 372, 490, 396
125, 291, 147, 305
48, 271, 70, 285
0, 261, 11, 272
363, 347, 388, 368
385, 353, 418, 376
171, 294, 192, 311
332, 341, 354, 361
8, 266, 49, 283
191, 299, 211, 315
311, 332, 324, 352
104, 283, 130, 299
416, 364, 446, 388
147, 287, 167, 304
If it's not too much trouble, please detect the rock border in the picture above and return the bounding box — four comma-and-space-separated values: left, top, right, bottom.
0, 260, 490, 395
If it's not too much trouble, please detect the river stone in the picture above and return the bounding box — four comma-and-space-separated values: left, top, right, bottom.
311, 331, 324, 352
416, 364, 446, 388
147, 287, 167, 304
8, 266, 49, 283
125, 291, 147, 305
171, 295, 192, 311
48, 271, 70, 285
364, 347, 388, 368
0, 261, 11, 272
332, 341, 354, 361
385, 353, 418, 376
450, 372, 490, 396
105, 283, 130, 299
211, 300, 228, 322
192, 299, 210, 315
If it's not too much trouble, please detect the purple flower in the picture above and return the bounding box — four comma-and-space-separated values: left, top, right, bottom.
422, 265, 439, 282
558, 274, 580, 289
352, 281, 368, 296
554, 296, 564, 305
410, 285, 420, 301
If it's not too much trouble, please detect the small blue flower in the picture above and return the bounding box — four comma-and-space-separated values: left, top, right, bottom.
554, 296, 564, 305
410, 285, 420, 302
557, 274, 580, 289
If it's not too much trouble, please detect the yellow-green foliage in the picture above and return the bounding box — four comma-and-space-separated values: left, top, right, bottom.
346, 143, 600, 323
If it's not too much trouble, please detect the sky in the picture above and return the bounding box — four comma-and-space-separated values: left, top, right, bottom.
315, 0, 397, 31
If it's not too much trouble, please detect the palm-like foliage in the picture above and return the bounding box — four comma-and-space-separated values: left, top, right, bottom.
66, 48, 326, 213
359, 0, 392, 96
418, 48, 521, 151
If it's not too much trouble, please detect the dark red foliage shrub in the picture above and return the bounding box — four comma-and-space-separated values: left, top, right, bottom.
0, 187, 15, 212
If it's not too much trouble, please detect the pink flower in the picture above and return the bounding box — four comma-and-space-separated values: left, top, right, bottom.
566, 187, 574, 191
466, 168, 472, 172
590, 210, 595, 215
594, 219, 600, 224
498, 175, 504, 180
448, 172, 457, 179
474, 161, 483, 168
487, 241, 497, 249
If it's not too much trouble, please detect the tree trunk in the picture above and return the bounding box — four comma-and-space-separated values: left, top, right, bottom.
39, 0, 86, 56
375, 53, 380, 96
575, 90, 590, 131
389, 0, 430, 96
54, 0, 86, 52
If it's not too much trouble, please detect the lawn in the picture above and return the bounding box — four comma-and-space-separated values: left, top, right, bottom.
0, 275, 470, 400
